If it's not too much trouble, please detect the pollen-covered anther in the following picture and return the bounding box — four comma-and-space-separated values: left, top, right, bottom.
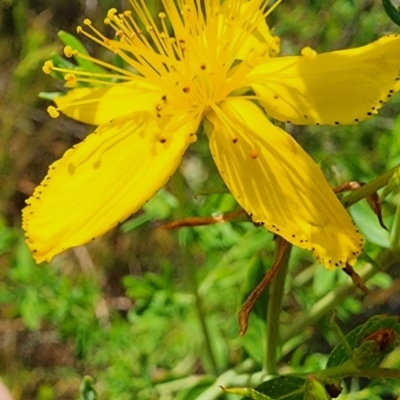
250, 149, 259, 159
64, 46, 75, 58
83, 18, 92, 26
147, 25, 154, 32
47, 106, 60, 119
115, 29, 123, 38
77, 26, 83, 34
107, 8, 118, 19
42, 61, 53, 74
159, 12, 166, 19
301, 46, 317, 60
64, 73, 77, 87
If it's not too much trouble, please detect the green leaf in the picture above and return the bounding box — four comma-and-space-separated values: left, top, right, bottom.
79, 376, 97, 400
381, 166, 400, 200
58, 31, 106, 74
304, 376, 331, 400
38, 91, 64, 101
382, 0, 400, 26
327, 315, 400, 368
224, 387, 274, 400
240, 376, 306, 400
239, 256, 269, 321
20, 288, 42, 330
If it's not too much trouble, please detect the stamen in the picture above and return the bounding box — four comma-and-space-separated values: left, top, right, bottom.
47, 106, 60, 118
64, 73, 77, 87
42, 61, 53, 74
301, 46, 317, 60
64, 46, 75, 58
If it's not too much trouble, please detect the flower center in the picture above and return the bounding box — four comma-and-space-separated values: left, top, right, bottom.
44, 0, 282, 121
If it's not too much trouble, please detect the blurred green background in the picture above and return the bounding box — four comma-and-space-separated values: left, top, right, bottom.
1, 0, 400, 399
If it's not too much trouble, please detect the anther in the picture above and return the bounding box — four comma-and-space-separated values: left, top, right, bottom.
42, 61, 54, 74
159, 12, 166, 19
301, 46, 317, 60
77, 26, 83, 34
64, 46, 74, 57
83, 18, 92, 26
107, 8, 118, 19
64, 73, 77, 87
47, 106, 60, 118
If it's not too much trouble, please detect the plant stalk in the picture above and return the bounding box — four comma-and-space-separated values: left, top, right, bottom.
264, 237, 292, 374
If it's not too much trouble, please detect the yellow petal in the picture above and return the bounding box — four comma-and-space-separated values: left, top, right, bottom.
23, 112, 197, 263
245, 34, 400, 125
220, 1, 280, 60
207, 99, 363, 268
54, 81, 162, 125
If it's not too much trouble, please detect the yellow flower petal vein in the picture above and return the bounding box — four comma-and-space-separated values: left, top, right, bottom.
23, 112, 197, 262
208, 99, 364, 268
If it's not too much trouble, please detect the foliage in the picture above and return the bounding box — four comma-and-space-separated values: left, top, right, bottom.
0, 0, 400, 399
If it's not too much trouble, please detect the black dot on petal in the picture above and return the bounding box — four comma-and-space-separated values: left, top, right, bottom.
335, 121, 339, 125
292, 234, 295, 238
335, 263, 338, 266
367, 112, 372, 116
354, 118, 359, 122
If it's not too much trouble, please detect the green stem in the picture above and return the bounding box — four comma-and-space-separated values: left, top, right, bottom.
171, 172, 220, 377
319, 361, 400, 381
390, 200, 400, 252
341, 164, 399, 208
265, 237, 292, 374
329, 312, 353, 359
190, 268, 220, 377
281, 263, 379, 343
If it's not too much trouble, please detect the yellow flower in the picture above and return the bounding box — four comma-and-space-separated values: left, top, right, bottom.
23, 0, 400, 267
